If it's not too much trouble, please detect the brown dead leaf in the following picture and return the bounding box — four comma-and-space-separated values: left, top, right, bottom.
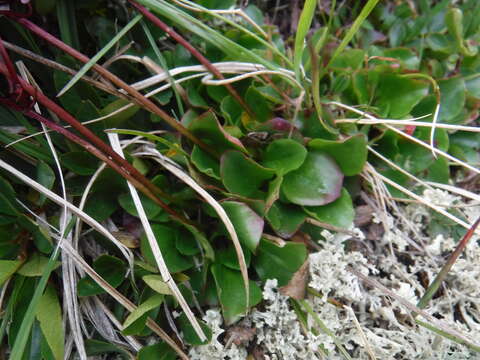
225, 325, 256, 346
279, 258, 309, 300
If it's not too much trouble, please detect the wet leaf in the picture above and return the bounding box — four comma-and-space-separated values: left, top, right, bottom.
221, 151, 275, 198
308, 134, 367, 176
281, 151, 343, 206
254, 238, 307, 286
77, 255, 126, 296
266, 202, 306, 238
222, 201, 264, 252
262, 139, 307, 175
303, 188, 355, 229
211, 264, 262, 325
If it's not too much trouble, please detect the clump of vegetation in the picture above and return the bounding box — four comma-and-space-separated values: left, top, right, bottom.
0, 0, 480, 359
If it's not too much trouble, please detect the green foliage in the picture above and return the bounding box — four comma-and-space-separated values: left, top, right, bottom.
1, 0, 479, 357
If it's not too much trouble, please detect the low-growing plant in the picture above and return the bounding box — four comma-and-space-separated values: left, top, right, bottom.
1, 0, 480, 358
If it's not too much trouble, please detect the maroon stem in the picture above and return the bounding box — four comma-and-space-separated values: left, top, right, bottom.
0, 61, 194, 224
13, 16, 218, 158
127, 0, 255, 119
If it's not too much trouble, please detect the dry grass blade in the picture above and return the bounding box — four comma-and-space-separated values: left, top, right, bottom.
0, 158, 134, 268
329, 101, 480, 175
416, 217, 480, 310
58, 241, 189, 359
108, 133, 206, 342
365, 164, 480, 236
350, 267, 480, 352
345, 306, 376, 360
134, 145, 250, 309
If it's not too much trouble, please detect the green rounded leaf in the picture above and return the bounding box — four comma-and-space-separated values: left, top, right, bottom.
138, 342, 176, 360
0, 260, 22, 286
77, 255, 126, 296
266, 202, 306, 238
221, 151, 275, 197
140, 225, 193, 273
61, 152, 98, 175
438, 77, 466, 123
178, 313, 212, 345
122, 294, 164, 335
222, 201, 264, 252
211, 264, 262, 325
308, 134, 367, 176
190, 145, 220, 179
118, 193, 163, 220
375, 73, 429, 118
188, 110, 246, 153
281, 151, 343, 206
303, 188, 354, 228
262, 139, 307, 175
254, 238, 307, 286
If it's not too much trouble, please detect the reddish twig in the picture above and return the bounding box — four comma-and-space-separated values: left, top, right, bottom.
9, 15, 218, 158
416, 216, 480, 310
127, 0, 255, 120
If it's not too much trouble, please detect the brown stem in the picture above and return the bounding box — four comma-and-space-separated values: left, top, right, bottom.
1, 40, 126, 99
13, 16, 218, 158
0, 61, 194, 225
20, 105, 190, 224
127, 0, 255, 119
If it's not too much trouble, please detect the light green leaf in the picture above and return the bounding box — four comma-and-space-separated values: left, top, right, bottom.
36, 285, 64, 360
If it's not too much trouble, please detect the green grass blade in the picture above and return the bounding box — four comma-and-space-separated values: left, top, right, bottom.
9, 249, 62, 360
141, 20, 185, 116
173, 0, 292, 67
9, 217, 76, 360
294, 0, 316, 79
134, 0, 275, 69
57, 14, 143, 97
326, 0, 380, 70
55, 0, 80, 49
298, 299, 353, 360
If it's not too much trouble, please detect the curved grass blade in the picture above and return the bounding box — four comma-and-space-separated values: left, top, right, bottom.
57, 14, 143, 97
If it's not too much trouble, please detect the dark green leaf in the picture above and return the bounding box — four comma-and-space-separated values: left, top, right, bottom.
61, 152, 98, 176
141, 225, 193, 273
138, 342, 176, 360
122, 294, 163, 335
281, 151, 343, 206
262, 139, 307, 175
178, 313, 212, 345
221, 151, 275, 198
266, 202, 306, 238
375, 73, 429, 118
211, 264, 262, 324
303, 188, 354, 228
36, 161, 55, 206
222, 201, 264, 252
77, 255, 126, 296
118, 193, 163, 220
188, 110, 246, 153
246, 86, 272, 123
190, 145, 221, 179
308, 134, 367, 176
438, 77, 466, 123
254, 238, 307, 286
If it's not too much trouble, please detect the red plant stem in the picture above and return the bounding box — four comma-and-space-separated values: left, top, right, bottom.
13, 16, 218, 158
0, 62, 194, 225
127, 0, 255, 119
8, 103, 189, 223
416, 216, 480, 311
